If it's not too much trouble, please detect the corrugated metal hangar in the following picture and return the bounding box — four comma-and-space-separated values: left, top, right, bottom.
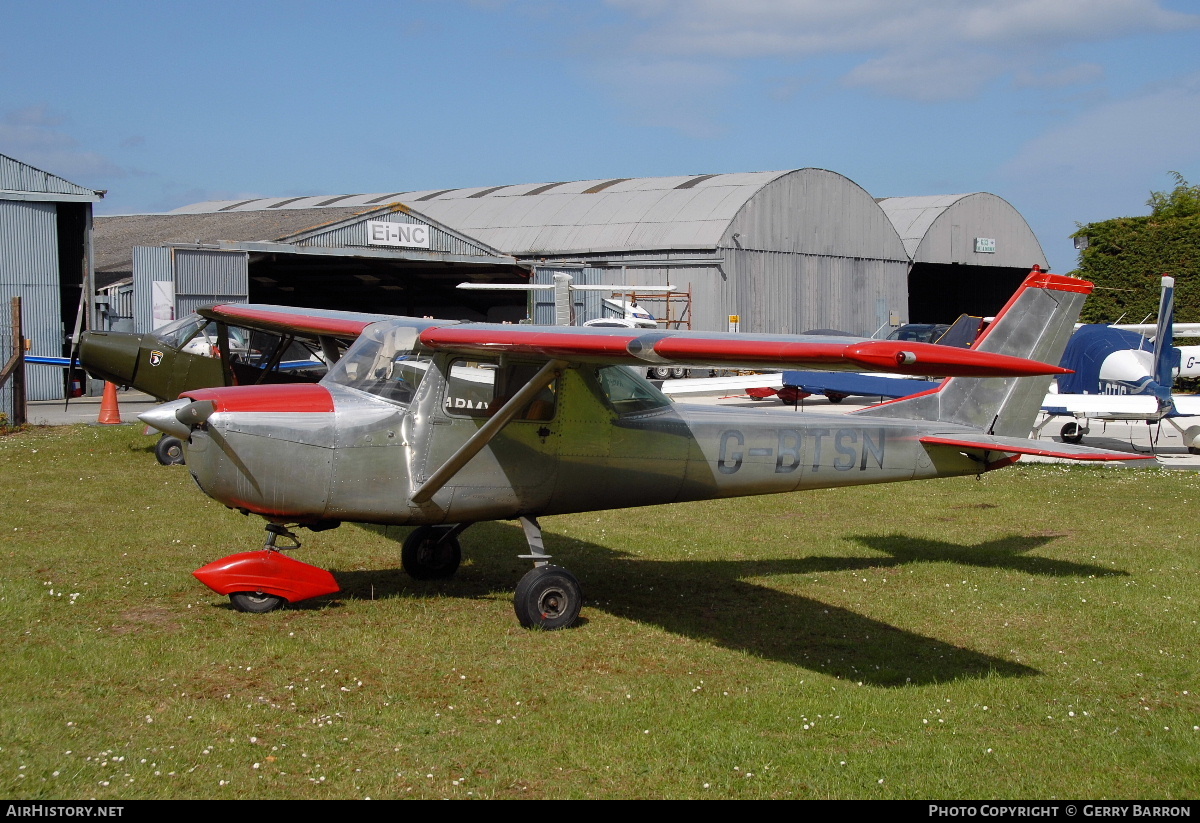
94, 168, 1048, 338
1, 153, 103, 403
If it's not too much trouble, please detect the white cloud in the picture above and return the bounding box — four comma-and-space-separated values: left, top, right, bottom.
603, 0, 1198, 101
1001, 72, 1200, 191
0, 105, 126, 182
999, 71, 1200, 257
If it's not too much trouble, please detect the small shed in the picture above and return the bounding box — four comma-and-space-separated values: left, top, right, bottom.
0, 154, 103, 402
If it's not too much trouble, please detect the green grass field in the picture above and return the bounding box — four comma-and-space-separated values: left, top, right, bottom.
1, 423, 1197, 799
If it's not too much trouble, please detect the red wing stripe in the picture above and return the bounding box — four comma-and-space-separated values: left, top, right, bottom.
207, 305, 379, 338
422, 326, 1069, 378
920, 435, 1151, 461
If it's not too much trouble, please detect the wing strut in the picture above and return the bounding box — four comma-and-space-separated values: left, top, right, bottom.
409, 358, 569, 505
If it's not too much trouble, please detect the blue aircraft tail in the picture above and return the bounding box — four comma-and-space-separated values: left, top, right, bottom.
1151, 276, 1176, 408
854, 269, 1089, 436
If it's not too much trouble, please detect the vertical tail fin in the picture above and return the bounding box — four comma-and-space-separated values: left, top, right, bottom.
855, 268, 1091, 436
1151, 275, 1176, 392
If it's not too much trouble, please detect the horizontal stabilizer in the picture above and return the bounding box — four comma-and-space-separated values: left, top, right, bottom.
921, 433, 1157, 463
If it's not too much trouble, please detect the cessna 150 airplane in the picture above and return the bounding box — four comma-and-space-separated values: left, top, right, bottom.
138, 269, 1152, 629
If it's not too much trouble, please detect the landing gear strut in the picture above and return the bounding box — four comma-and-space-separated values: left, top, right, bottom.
512, 516, 582, 629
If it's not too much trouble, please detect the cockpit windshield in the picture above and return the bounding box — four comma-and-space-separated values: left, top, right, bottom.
324, 320, 433, 405
152, 314, 207, 347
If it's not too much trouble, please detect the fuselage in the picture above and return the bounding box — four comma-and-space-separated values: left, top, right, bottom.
170, 334, 984, 527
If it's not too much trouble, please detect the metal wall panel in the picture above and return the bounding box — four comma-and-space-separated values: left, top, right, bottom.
1, 153, 97, 197
722, 250, 907, 337
531, 266, 605, 325
724, 169, 909, 262
0, 200, 63, 400
132, 246, 173, 333
174, 249, 248, 319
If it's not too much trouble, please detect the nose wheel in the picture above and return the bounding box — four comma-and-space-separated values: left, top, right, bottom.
230, 591, 286, 613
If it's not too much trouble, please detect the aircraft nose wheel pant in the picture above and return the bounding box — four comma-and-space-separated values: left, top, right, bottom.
192, 524, 340, 612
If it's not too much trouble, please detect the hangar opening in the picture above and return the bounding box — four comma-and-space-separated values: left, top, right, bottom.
906, 263, 1029, 321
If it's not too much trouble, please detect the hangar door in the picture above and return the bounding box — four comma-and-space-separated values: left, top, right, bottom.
133, 247, 249, 332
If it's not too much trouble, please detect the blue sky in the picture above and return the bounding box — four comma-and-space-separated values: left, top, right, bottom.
3, 0, 1198, 270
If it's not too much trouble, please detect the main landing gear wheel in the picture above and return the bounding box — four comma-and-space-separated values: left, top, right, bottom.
229, 591, 286, 613
155, 435, 185, 465
513, 565, 582, 630
1060, 422, 1084, 444
402, 525, 462, 580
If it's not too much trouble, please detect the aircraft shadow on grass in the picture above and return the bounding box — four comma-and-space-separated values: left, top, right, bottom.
315, 522, 1131, 687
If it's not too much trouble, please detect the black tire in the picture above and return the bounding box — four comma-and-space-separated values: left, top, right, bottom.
155, 435, 185, 466
825, 392, 847, 404
513, 565, 582, 630
229, 591, 285, 613
1060, 422, 1084, 444
670, 367, 687, 379
402, 525, 462, 580
650, 366, 673, 380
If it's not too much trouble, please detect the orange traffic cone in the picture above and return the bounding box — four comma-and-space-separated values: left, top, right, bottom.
98, 381, 123, 424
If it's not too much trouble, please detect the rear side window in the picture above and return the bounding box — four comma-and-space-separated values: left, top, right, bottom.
594, 366, 670, 414
444, 360, 557, 421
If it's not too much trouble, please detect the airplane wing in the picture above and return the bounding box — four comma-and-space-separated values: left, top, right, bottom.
781, 370, 939, 398
199, 304, 395, 339
1043, 393, 1200, 420
1111, 322, 1200, 338
1041, 393, 1161, 418
417, 325, 1070, 378
658, 373, 784, 395
921, 433, 1158, 463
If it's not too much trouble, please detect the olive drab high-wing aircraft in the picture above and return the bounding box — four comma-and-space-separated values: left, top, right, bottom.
138, 269, 1154, 629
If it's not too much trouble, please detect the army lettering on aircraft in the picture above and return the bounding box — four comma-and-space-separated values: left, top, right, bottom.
718, 427, 887, 474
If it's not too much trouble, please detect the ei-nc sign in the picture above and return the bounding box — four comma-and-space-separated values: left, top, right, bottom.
367, 220, 431, 248
974, 237, 997, 254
